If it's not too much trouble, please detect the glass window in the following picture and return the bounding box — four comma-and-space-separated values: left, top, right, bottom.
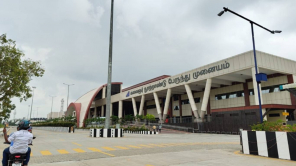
181, 99, 190, 105
269, 113, 280, 117
215, 91, 244, 100
146, 105, 156, 109
194, 98, 200, 103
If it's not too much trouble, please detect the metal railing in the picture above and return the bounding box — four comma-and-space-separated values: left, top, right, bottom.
167, 117, 193, 124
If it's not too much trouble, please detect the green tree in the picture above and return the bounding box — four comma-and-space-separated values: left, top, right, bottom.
124, 114, 135, 122
135, 114, 144, 121
0, 34, 45, 119
110, 115, 119, 124
144, 114, 156, 123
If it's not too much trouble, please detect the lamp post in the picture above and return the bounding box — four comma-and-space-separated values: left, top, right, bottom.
29, 86, 36, 120
63, 83, 74, 110
27, 105, 30, 120
49, 96, 56, 119
104, 0, 114, 129
218, 7, 281, 123
36, 107, 39, 119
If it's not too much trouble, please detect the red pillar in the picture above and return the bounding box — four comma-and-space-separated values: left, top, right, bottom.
243, 83, 250, 106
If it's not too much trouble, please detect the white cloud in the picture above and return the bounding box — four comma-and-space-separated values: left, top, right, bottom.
20, 46, 51, 63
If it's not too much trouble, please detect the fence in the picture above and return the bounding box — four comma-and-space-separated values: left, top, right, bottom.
168, 117, 193, 124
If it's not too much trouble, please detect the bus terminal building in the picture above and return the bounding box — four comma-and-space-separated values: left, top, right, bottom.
66, 50, 296, 133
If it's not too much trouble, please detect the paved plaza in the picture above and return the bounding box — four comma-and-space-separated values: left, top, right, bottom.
1, 127, 295, 166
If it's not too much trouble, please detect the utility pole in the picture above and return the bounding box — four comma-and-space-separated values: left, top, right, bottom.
27, 105, 30, 120
49, 96, 56, 119
63, 83, 74, 110
105, 0, 114, 129
30, 87, 36, 120
36, 107, 39, 119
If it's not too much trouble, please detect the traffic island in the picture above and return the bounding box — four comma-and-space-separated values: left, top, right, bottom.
90, 128, 123, 138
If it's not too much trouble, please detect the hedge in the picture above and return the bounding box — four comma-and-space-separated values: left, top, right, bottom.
32, 122, 75, 127
123, 125, 149, 132
251, 120, 296, 132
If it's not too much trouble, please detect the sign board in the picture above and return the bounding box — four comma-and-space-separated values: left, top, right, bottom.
282, 112, 289, 116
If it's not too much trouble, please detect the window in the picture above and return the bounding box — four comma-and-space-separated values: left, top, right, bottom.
269, 113, 280, 117
249, 84, 285, 95
215, 91, 244, 100
173, 106, 179, 110
194, 97, 201, 103
249, 89, 255, 96
146, 105, 156, 109
181, 99, 190, 105
173, 95, 179, 101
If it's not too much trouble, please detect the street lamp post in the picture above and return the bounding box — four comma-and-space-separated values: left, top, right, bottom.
104, 0, 114, 129
27, 105, 30, 120
218, 7, 281, 123
30, 87, 36, 120
63, 83, 74, 110
36, 107, 39, 119
49, 96, 56, 119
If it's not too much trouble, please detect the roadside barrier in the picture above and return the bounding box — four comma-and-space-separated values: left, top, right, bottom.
124, 130, 158, 135
241, 130, 296, 161
90, 129, 123, 138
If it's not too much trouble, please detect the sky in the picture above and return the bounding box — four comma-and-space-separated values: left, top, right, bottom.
0, 0, 295, 119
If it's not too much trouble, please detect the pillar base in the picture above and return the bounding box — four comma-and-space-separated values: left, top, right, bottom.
194, 118, 203, 123
163, 114, 167, 122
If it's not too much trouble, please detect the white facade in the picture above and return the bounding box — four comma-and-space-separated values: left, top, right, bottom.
68, 50, 296, 127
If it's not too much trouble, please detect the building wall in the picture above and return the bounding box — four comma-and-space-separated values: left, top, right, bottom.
178, 92, 204, 116
168, 76, 291, 117
172, 98, 180, 117
146, 100, 162, 118
210, 84, 245, 109
249, 92, 292, 105
199, 109, 260, 132
249, 76, 291, 105
256, 51, 296, 76
95, 51, 296, 108
266, 110, 286, 122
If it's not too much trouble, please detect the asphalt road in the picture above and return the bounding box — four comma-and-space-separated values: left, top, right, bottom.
1, 127, 295, 166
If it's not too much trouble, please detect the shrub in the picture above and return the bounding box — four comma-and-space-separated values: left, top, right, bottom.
123, 125, 148, 131
251, 120, 296, 132
124, 114, 135, 122
135, 114, 144, 121
32, 122, 75, 127
144, 114, 156, 122
111, 115, 119, 124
